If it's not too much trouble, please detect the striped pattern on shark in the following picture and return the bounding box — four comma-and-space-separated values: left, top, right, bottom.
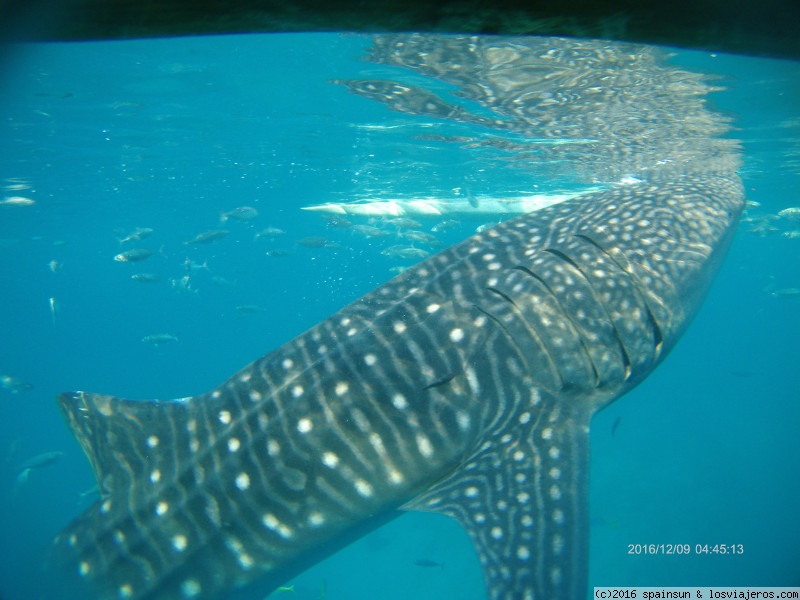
50, 172, 744, 600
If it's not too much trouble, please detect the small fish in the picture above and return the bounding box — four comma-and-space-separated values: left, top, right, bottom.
49, 297, 58, 326
1, 374, 34, 393
351, 224, 390, 238
413, 559, 444, 569
782, 230, 800, 239
0, 196, 35, 206
431, 218, 459, 232
777, 207, 800, 220
221, 206, 258, 222
47, 259, 62, 272
211, 275, 236, 286
386, 217, 423, 229
388, 266, 409, 275
170, 275, 196, 294
3, 178, 31, 192
131, 273, 161, 283
13, 450, 65, 497
476, 222, 501, 233
77, 484, 100, 503
769, 287, 800, 298
274, 585, 295, 593
611, 416, 621, 437
118, 227, 153, 244
297, 236, 330, 249
401, 230, 443, 246
265, 249, 291, 258
17, 450, 65, 472
235, 304, 264, 315
114, 248, 154, 263
141, 333, 179, 346
183, 259, 210, 272
255, 227, 286, 240
184, 229, 230, 245
381, 245, 430, 259
322, 215, 353, 229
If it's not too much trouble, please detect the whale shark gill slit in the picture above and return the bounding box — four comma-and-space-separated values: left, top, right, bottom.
49, 34, 743, 600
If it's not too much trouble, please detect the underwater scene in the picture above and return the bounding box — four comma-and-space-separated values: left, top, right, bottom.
0, 32, 798, 599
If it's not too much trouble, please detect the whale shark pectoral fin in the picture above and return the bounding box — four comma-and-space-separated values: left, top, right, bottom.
402, 389, 591, 600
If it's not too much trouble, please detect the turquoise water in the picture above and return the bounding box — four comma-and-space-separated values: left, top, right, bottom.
0, 33, 798, 599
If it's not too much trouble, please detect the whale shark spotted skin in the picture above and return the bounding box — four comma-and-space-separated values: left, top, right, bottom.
51, 174, 743, 600
50, 35, 744, 600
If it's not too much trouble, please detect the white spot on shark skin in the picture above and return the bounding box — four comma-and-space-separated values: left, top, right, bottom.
518, 412, 531, 424
78, 561, 90, 576
281, 358, 294, 370
181, 578, 201, 598
171, 534, 188, 552
267, 439, 280, 456
249, 390, 262, 402
393, 321, 407, 334
100, 499, 112, 514
150, 469, 161, 483
491, 526, 503, 540
541, 426, 553, 440
521, 514, 534, 527
517, 545, 531, 561
388, 468, 404, 485
235, 472, 250, 490
354, 479, 374, 497
218, 410, 231, 425
369, 432, 386, 455
456, 411, 471, 430
118, 583, 133, 598
450, 327, 464, 342
465, 366, 480, 395
549, 484, 561, 500
262, 513, 293, 538
416, 434, 433, 457
297, 418, 313, 433
114, 530, 125, 544
364, 353, 377, 366
465, 486, 479, 498
552, 509, 565, 524
292, 385, 304, 398
335, 381, 349, 396
392, 393, 408, 410
549, 446, 561, 459
552, 534, 565, 555
426, 303, 441, 314
322, 452, 339, 468
146, 435, 159, 448
155, 501, 169, 516
239, 372, 251, 383
309, 512, 325, 527
549, 467, 562, 480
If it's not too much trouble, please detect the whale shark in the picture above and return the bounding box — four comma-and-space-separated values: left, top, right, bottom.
50, 174, 743, 600
48, 35, 744, 600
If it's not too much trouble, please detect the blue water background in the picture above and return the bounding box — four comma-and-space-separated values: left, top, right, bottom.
0, 33, 798, 599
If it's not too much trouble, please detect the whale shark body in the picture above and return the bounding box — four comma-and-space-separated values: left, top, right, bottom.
49, 35, 744, 600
